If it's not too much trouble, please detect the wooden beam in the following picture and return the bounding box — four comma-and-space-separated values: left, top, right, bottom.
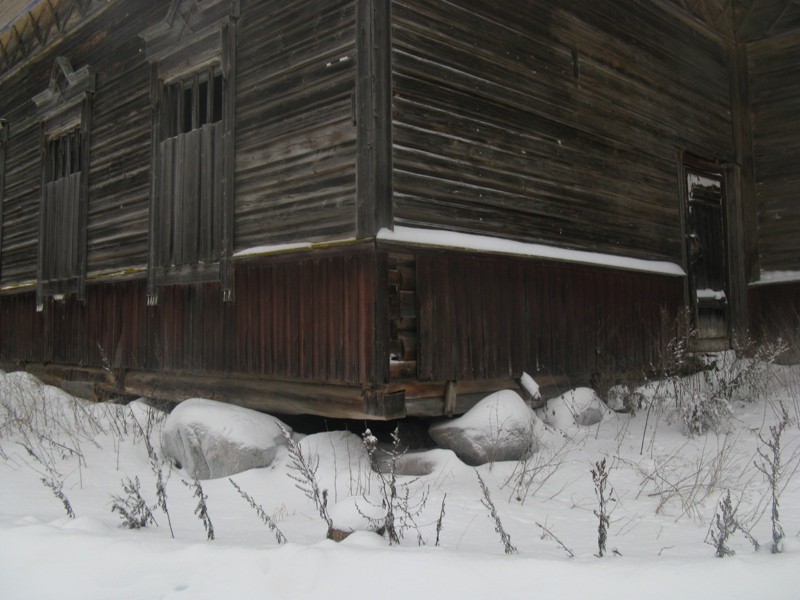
726, 42, 758, 344
728, 42, 759, 283
355, 0, 392, 237
397, 375, 565, 417
118, 370, 405, 420
444, 380, 457, 417
0, 120, 6, 282
19, 363, 406, 420
220, 19, 236, 301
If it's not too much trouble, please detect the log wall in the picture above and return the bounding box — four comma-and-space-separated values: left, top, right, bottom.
390, 0, 734, 263
0, 2, 160, 286
748, 33, 800, 272
0, 0, 360, 292
234, 0, 358, 248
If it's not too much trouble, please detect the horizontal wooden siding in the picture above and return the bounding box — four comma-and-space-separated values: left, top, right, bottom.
391, 0, 734, 263
234, 0, 359, 248
748, 34, 800, 272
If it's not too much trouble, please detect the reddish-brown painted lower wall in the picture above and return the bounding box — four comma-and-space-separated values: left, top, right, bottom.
748, 282, 800, 343
2, 245, 691, 415
413, 252, 685, 383
0, 247, 380, 386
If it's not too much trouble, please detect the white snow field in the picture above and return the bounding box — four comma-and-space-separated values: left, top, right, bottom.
1, 356, 799, 600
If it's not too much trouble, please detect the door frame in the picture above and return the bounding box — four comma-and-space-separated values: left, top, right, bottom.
679, 151, 732, 351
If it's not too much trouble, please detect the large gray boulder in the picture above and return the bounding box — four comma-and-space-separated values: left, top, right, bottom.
162, 398, 290, 479
428, 390, 537, 466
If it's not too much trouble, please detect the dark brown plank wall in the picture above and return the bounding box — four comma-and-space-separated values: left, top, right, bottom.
415, 252, 684, 382
234, 0, 358, 248
0, 249, 378, 387
390, 0, 734, 263
748, 282, 800, 345
233, 250, 378, 384
748, 33, 800, 272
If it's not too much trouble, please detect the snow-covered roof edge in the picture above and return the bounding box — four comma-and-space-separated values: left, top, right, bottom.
749, 270, 800, 287
377, 226, 686, 277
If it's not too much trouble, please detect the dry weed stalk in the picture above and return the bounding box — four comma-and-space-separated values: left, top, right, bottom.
229, 479, 286, 544
280, 425, 334, 536
476, 470, 517, 555
503, 440, 570, 504
755, 400, 792, 553
591, 458, 614, 557
185, 476, 214, 541
360, 428, 429, 545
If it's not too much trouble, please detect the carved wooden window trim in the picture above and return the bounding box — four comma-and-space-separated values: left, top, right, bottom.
140, 0, 238, 304
32, 57, 95, 309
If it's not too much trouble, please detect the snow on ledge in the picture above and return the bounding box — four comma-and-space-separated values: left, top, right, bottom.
377, 226, 685, 277
233, 237, 358, 258
750, 270, 800, 287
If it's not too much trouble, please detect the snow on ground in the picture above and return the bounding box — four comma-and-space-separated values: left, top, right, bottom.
1, 361, 800, 599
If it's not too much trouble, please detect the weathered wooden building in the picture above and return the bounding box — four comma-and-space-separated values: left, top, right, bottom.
1, 0, 798, 419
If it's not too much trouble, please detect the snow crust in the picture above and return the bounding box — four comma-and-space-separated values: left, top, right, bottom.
377, 226, 685, 277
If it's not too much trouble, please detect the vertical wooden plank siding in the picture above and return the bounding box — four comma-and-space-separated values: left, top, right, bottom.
414, 252, 684, 382
1, 249, 378, 387
748, 283, 800, 344
154, 121, 224, 269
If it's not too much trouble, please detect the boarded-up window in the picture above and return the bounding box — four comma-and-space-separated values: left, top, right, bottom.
154, 68, 224, 268
41, 129, 83, 284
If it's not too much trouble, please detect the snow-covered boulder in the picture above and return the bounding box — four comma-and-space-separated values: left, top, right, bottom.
162, 398, 290, 480
428, 390, 537, 466
538, 387, 611, 430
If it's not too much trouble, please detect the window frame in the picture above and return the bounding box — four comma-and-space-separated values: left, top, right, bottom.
140, 0, 238, 305
32, 57, 95, 309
